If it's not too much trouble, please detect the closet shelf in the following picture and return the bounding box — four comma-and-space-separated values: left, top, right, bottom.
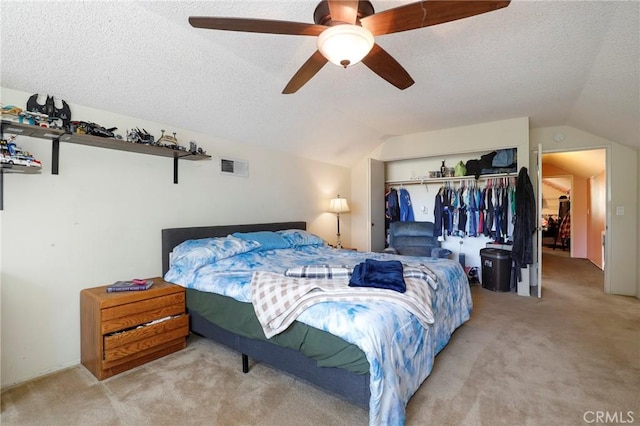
386, 172, 517, 186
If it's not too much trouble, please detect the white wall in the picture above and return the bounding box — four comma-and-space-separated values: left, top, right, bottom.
530, 126, 638, 296
0, 87, 351, 387
588, 171, 606, 269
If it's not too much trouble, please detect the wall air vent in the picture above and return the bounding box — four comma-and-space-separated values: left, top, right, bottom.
220, 158, 249, 177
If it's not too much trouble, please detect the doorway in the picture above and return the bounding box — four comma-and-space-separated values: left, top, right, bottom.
541, 175, 571, 252
540, 148, 606, 292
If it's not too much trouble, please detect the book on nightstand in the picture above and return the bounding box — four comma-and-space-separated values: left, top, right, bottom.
106, 280, 154, 292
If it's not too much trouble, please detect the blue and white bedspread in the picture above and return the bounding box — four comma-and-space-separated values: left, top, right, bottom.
165, 234, 472, 426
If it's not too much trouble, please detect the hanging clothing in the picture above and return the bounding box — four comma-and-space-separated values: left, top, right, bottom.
500, 185, 509, 241
457, 187, 468, 237
468, 187, 478, 237
443, 187, 453, 236
558, 197, 570, 220
559, 212, 571, 240
556, 212, 571, 250
507, 184, 516, 239
512, 167, 536, 281
483, 186, 494, 237
388, 175, 517, 242
480, 187, 486, 236
398, 188, 415, 221
386, 188, 400, 223
433, 189, 444, 237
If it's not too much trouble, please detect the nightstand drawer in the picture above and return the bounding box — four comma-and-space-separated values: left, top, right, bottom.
102, 301, 185, 335
104, 315, 189, 363
101, 293, 185, 322
104, 314, 189, 351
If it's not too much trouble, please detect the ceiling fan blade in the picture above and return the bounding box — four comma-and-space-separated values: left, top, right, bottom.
189, 17, 327, 36
282, 51, 329, 94
360, 1, 510, 36
361, 44, 415, 90
327, 0, 360, 24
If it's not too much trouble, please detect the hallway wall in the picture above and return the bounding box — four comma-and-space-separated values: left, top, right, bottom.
588, 171, 606, 269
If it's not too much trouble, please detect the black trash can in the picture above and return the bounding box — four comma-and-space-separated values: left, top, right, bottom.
480, 248, 512, 292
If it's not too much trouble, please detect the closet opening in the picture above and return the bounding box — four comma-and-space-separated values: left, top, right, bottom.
379, 149, 520, 288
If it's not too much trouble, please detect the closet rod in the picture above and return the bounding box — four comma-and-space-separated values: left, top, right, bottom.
386, 172, 517, 186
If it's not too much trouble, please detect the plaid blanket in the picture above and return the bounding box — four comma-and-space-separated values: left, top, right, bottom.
285, 263, 439, 290
403, 265, 439, 290
284, 264, 352, 279
251, 271, 436, 338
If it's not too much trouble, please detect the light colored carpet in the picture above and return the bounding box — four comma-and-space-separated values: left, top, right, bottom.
2, 250, 638, 425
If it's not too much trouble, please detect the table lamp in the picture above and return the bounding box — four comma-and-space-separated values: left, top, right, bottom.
328, 195, 350, 249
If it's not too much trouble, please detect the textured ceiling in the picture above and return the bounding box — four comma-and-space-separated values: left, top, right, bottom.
1, 1, 638, 167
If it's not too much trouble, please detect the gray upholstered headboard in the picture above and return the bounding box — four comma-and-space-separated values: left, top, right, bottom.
161, 221, 306, 276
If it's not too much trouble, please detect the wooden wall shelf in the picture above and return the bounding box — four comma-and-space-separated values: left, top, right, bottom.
2, 120, 211, 162
59, 132, 210, 160
0, 163, 42, 174
1, 120, 212, 210
1, 121, 65, 140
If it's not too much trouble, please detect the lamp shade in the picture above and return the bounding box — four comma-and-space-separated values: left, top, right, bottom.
317, 24, 374, 68
328, 197, 350, 214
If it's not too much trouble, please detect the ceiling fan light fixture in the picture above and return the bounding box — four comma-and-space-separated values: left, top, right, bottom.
317, 24, 374, 68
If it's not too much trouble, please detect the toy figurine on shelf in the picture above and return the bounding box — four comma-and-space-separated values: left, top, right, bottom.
188, 141, 206, 155
158, 129, 177, 148
1, 104, 23, 118
0, 135, 42, 169
127, 128, 155, 145
69, 121, 120, 139
1, 104, 51, 126
158, 130, 186, 151
26, 94, 72, 128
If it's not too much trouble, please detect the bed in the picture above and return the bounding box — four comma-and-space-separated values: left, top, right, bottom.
161, 222, 472, 425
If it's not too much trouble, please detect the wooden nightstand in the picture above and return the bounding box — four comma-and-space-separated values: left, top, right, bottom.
80, 277, 189, 380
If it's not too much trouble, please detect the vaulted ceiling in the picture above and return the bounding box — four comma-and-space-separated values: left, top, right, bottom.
1, 1, 638, 167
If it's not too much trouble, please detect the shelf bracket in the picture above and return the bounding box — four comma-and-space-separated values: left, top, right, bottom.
52, 138, 60, 175
173, 157, 179, 184
1, 168, 4, 211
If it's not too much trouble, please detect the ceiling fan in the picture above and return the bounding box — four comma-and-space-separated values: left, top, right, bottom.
189, 0, 510, 94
